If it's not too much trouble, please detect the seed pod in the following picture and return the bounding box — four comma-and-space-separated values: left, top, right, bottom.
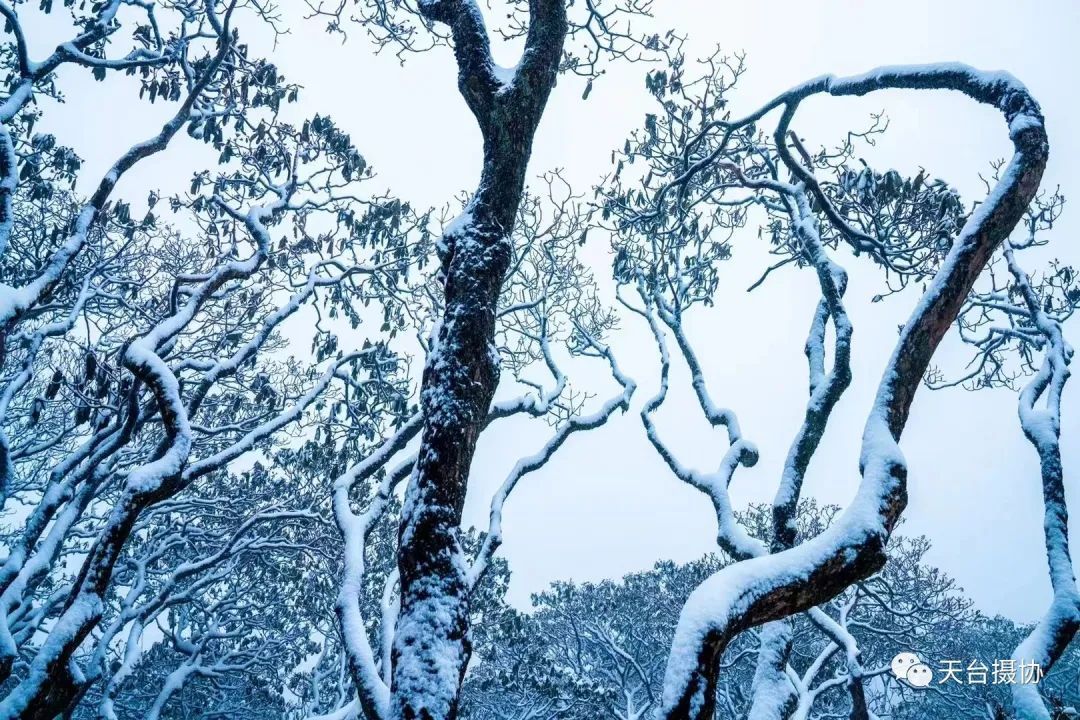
84, 352, 97, 380
45, 370, 63, 399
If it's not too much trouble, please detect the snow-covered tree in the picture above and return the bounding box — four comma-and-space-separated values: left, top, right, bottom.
0, 2, 431, 712
320, 175, 635, 720
600, 47, 1052, 720
301, 1, 657, 715
1, 2, 1073, 719
461, 556, 731, 720
927, 186, 1080, 719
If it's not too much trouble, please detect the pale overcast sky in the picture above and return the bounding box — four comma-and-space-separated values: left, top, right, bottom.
32, 0, 1080, 622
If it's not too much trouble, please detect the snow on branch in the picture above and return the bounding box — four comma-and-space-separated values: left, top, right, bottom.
0, 66, 426, 714
930, 193, 1078, 718
648, 63, 1047, 720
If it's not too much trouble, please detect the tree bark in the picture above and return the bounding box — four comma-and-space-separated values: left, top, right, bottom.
389, 3, 566, 720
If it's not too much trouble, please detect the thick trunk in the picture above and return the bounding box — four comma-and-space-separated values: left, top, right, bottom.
389, 4, 566, 719
389, 209, 512, 720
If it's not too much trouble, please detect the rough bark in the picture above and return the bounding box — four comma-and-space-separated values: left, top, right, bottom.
389, 3, 567, 720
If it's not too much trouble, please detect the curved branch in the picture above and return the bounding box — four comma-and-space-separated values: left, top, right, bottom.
658, 63, 1048, 720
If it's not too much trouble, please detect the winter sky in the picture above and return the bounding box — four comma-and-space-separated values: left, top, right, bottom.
30, 0, 1080, 622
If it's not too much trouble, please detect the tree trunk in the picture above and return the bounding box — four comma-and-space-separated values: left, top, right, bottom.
389, 3, 567, 719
